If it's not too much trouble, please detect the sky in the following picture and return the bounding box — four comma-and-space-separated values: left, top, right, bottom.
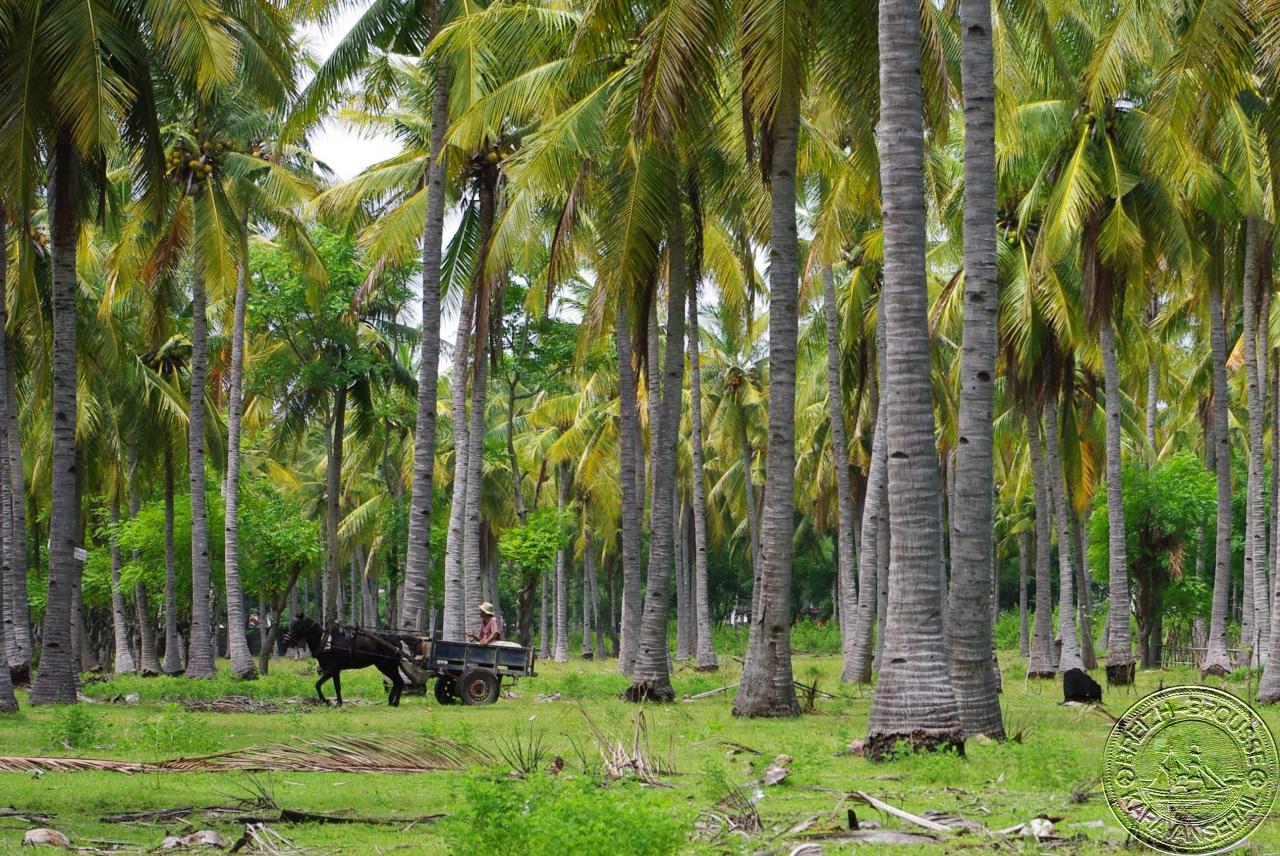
300, 9, 399, 181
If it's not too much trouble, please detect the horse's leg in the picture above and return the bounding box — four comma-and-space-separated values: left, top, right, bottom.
333, 670, 343, 706
315, 668, 331, 706
386, 663, 404, 707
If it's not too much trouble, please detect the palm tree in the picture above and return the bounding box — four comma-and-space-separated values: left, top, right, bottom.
732, 2, 808, 716
616, 300, 643, 673
688, 282, 716, 670
945, 0, 1002, 740
822, 267, 858, 682
846, 310, 885, 684
625, 205, 688, 702
864, 0, 962, 756
29, 134, 83, 703
1043, 390, 1082, 672
1026, 413, 1056, 677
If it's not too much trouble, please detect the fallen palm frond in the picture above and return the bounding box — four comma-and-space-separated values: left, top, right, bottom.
179, 696, 286, 714
577, 705, 676, 785
0, 735, 494, 775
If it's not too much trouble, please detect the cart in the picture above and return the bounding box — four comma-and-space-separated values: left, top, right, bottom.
349, 622, 537, 706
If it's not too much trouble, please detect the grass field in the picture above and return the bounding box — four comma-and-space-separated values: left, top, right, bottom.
1, 652, 1278, 854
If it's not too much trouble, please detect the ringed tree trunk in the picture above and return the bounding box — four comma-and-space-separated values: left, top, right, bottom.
846, 318, 886, 684
1072, 507, 1097, 669
399, 51, 451, 634
583, 534, 597, 659
31, 133, 81, 704
184, 263, 216, 679
0, 566, 14, 709
674, 496, 690, 660
1203, 281, 1234, 675
108, 496, 136, 675
461, 170, 498, 639
1043, 393, 1083, 672
538, 566, 550, 659
553, 464, 570, 662
733, 92, 802, 719
616, 301, 643, 674
323, 382, 347, 628
129, 461, 162, 676
688, 284, 717, 670
223, 224, 256, 679
1242, 219, 1269, 664
0, 206, 31, 684
1026, 416, 1056, 677
625, 206, 689, 703
162, 444, 183, 674
1018, 530, 1030, 657
945, 0, 1003, 741
442, 290, 474, 640
865, 0, 962, 756
1099, 317, 1135, 682
824, 268, 859, 682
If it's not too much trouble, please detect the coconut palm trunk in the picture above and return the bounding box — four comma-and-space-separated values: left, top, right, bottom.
223, 228, 256, 679
461, 172, 498, 639
624, 208, 688, 703
864, 0, 963, 755
129, 465, 161, 675
399, 56, 451, 635
945, 0, 1003, 740
108, 496, 136, 675
823, 268, 859, 680
1258, 373, 1280, 700
1099, 317, 1134, 681
583, 535, 597, 659
1242, 219, 1269, 663
184, 263, 216, 679
846, 319, 886, 683
1043, 394, 1083, 672
0, 209, 30, 683
1203, 281, 1234, 674
30, 134, 81, 704
616, 300, 643, 673
674, 495, 689, 660
554, 464, 570, 662
1027, 416, 1056, 677
323, 383, 347, 627
733, 92, 803, 719
0, 574, 14, 709
1018, 530, 1030, 657
688, 285, 717, 670
162, 444, 183, 673
442, 291, 474, 640
1073, 507, 1097, 669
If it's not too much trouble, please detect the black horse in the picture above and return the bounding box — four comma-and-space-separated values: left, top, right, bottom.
282, 614, 406, 706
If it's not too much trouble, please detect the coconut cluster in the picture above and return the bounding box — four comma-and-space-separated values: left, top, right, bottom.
166, 139, 228, 185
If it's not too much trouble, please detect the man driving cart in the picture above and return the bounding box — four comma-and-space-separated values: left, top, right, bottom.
467, 602, 503, 645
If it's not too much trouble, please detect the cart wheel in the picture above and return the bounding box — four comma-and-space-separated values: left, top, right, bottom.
434, 676, 458, 705
459, 670, 500, 705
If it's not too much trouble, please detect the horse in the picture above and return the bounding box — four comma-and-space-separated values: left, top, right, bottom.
281, 614, 407, 706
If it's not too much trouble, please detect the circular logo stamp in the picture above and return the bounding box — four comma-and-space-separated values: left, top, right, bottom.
1103, 686, 1278, 854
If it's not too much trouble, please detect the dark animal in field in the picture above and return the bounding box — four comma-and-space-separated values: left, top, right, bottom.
282, 615, 406, 706
1063, 668, 1103, 704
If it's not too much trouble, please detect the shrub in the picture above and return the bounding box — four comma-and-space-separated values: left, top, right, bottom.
44, 705, 103, 749
444, 774, 687, 856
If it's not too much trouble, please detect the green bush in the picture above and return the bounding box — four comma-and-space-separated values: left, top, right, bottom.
444, 774, 687, 856
121, 704, 225, 756
44, 705, 103, 749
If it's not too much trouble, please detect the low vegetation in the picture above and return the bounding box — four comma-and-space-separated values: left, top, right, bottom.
3, 651, 1278, 853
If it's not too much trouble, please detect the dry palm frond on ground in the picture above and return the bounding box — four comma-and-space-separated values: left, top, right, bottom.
0, 734, 493, 775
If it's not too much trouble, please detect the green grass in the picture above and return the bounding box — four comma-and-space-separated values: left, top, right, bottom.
2, 653, 1279, 853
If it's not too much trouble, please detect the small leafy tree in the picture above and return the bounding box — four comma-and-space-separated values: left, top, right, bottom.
1089, 452, 1215, 667
499, 508, 571, 646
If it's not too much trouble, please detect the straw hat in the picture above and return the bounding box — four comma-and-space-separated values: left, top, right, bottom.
479, 602, 495, 616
